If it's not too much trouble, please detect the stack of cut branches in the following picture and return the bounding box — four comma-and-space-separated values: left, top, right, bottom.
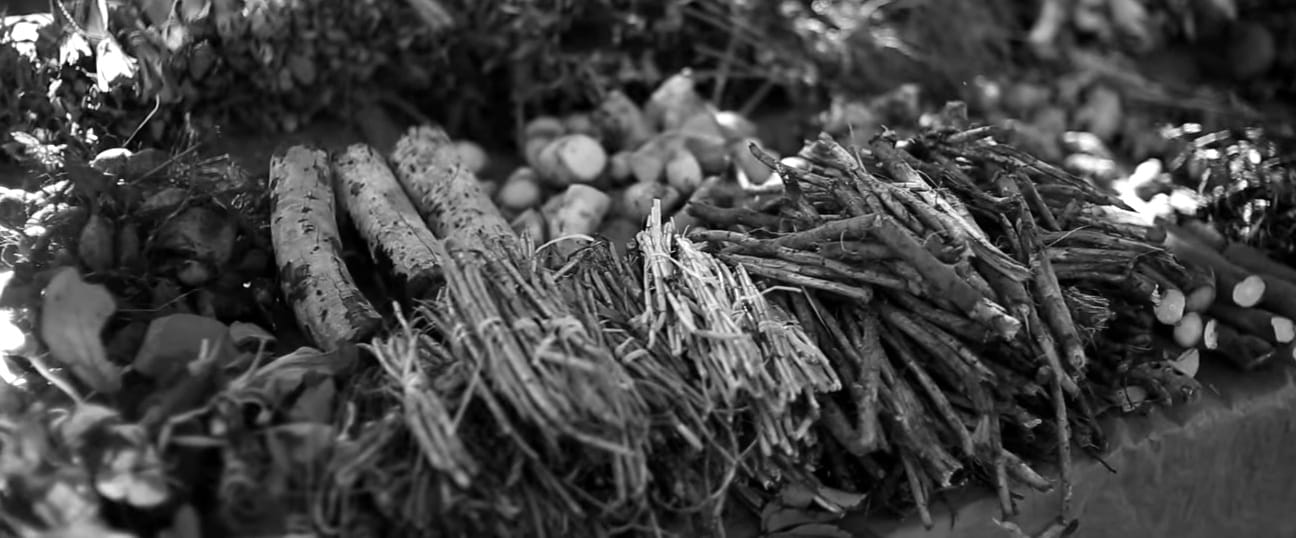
683, 115, 1215, 530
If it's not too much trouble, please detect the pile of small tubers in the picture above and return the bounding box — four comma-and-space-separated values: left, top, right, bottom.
470, 72, 793, 256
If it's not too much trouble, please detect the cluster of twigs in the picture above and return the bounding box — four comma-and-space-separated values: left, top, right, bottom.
343, 219, 841, 536
683, 115, 1211, 529
351, 237, 653, 537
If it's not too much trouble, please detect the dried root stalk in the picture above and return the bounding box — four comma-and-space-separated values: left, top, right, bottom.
332, 143, 447, 298
269, 145, 382, 348
391, 126, 519, 256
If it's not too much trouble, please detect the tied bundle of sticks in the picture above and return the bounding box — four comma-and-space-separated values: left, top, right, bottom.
365, 237, 664, 537
558, 202, 847, 524
684, 114, 1212, 532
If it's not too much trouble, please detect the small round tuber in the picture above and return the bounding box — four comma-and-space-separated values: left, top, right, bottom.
679, 111, 726, 140
596, 90, 654, 150
498, 168, 543, 210
510, 208, 547, 243
630, 132, 685, 184
454, 140, 488, 174
545, 185, 612, 259
607, 151, 634, 184
682, 132, 729, 174
90, 148, 133, 176
536, 134, 608, 186
548, 185, 612, 238
564, 113, 599, 137
714, 110, 758, 141
524, 116, 566, 141
665, 149, 704, 195
621, 182, 682, 222
524, 137, 552, 170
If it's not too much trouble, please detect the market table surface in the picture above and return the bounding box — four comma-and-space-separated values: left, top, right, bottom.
727, 356, 1296, 537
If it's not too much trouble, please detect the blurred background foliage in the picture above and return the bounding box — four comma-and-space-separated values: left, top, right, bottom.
0, 0, 1039, 156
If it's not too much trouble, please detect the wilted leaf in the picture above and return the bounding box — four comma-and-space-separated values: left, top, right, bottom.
59, 33, 93, 66
64, 160, 112, 201
765, 523, 854, 538
762, 506, 844, 533
187, 41, 217, 80
154, 205, 238, 269
140, 186, 190, 215
40, 267, 121, 394
406, 0, 456, 32
125, 36, 169, 101
815, 487, 867, 511
55, 402, 120, 449
27, 481, 113, 535
211, 0, 243, 38
78, 213, 116, 274
230, 321, 276, 348
1200, 0, 1236, 19
95, 443, 170, 508
239, 346, 358, 409
0, 418, 51, 474
778, 479, 817, 509
81, 0, 111, 39
167, 435, 226, 448
89, 148, 133, 176
266, 422, 336, 467
287, 377, 336, 423
124, 148, 171, 179
140, 0, 173, 25
1108, 0, 1152, 51
1113, 385, 1149, 412
180, 0, 212, 23
94, 37, 139, 92
133, 313, 236, 381
161, 15, 191, 52
0, 382, 26, 416
287, 53, 316, 85
8, 131, 43, 150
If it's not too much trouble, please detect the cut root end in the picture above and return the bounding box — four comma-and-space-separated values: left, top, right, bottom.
1185, 285, 1216, 313
1153, 288, 1186, 325
1174, 312, 1204, 348
1231, 276, 1266, 308
1273, 317, 1296, 344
